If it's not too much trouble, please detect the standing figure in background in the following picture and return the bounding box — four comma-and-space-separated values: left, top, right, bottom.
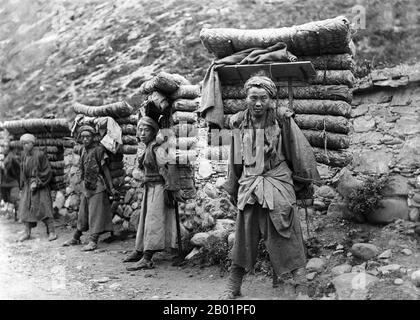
124, 116, 182, 270
62, 125, 116, 251
18, 134, 57, 242
219, 75, 320, 299
0, 142, 20, 221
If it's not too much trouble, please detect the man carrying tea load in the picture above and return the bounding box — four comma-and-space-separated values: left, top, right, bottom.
18, 134, 57, 241
63, 124, 116, 251
124, 116, 183, 270
219, 74, 320, 299
0, 141, 20, 221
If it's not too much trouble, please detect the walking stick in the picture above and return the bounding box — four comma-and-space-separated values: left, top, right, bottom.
174, 200, 183, 256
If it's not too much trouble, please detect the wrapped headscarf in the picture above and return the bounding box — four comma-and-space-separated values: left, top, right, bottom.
138, 116, 159, 133
20, 133, 36, 143
78, 124, 96, 135
244, 75, 277, 98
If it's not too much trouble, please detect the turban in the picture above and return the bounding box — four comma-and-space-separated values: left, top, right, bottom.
20, 133, 36, 143
138, 116, 159, 133
78, 125, 96, 135
244, 76, 277, 98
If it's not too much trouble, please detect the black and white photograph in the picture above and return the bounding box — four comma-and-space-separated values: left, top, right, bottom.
0, 0, 419, 306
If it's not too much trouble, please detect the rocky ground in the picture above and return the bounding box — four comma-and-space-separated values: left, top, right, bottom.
1, 205, 419, 300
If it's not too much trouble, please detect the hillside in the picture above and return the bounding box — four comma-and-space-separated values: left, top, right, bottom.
0, 0, 418, 119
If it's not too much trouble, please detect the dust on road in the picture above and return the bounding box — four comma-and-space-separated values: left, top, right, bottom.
0, 217, 296, 300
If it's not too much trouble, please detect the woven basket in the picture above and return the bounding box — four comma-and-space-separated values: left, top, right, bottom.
200, 16, 352, 58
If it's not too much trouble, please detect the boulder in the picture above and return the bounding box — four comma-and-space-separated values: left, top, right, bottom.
378, 264, 401, 274
396, 137, 420, 168
190, 232, 210, 247
382, 175, 410, 196
53, 191, 65, 210
410, 270, 420, 287
350, 243, 379, 260
203, 183, 218, 199
315, 185, 337, 199
336, 168, 364, 198
366, 197, 409, 224
333, 272, 379, 300
331, 264, 352, 276
305, 258, 325, 272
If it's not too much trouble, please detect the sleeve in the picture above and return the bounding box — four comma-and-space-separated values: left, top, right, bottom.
35, 150, 53, 188
97, 145, 109, 167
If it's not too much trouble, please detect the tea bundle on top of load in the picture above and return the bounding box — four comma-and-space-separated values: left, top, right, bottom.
200, 16, 356, 168
139, 71, 201, 200
3, 118, 73, 190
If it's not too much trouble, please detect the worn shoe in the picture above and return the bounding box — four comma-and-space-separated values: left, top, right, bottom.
126, 258, 154, 271
218, 289, 241, 300
81, 241, 97, 251
48, 233, 58, 241
122, 250, 143, 263
62, 238, 81, 246
18, 233, 31, 242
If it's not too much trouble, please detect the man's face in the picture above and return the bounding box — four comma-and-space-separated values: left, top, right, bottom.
246, 87, 271, 118
80, 131, 93, 147
22, 141, 34, 153
138, 124, 155, 145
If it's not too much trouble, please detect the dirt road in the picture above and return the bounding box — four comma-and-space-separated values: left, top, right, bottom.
0, 217, 297, 300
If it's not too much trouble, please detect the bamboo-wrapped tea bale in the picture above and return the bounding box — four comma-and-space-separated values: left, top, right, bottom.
170, 85, 201, 100
172, 98, 200, 112
302, 130, 350, 150
312, 147, 352, 167
172, 111, 198, 124
73, 101, 133, 118
294, 114, 350, 134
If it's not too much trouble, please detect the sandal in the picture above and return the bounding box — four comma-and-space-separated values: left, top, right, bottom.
123, 250, 143, 263
126, 258, 154, 271
82, 241, 97, 251
218, 289, 241, 300
62, 238, 81, 247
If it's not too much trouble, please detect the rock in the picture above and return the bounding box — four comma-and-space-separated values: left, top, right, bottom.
315, 185, 337, 199
378, 249, 392, 259
350, 243, 379, 260
92, 277, 110, 283
198, 159, 213, 178
305, 258, 325, 272
112, 215, 123, 224
214, 219, 236, 235
382, 175, 409, 196
401, 248, 413, 256
215, 177, 225, 189
353, 148, 392, 174
227, 233, 235, 247
378, 264, 401, 274
410, 270, 420, 287
313, 199, 327, 210
353, 116, 376, 132
123, 206, 133, 218
122, 220, 130, 231
327, 201, 346, 218
331, 264, 352, 276
124, 188, 135, 203
409, 208, 419, 222
333, 272, 379, 300
415, 225, 420, 236
65, 194, 80, 209
185, 247, 201, 260
204, 183, 218, 199
58, 208, 68, 217
131, 202, 139, 210
351, 263, 366, 273
336, 168, 364, 198
366, 197, 409, 224
394, 278, 404, 285
396, 137, 420, 168
190, 232, 210, 247
306, 272, 317, 281
132, 168, 142, 181
53, 191, 66, 210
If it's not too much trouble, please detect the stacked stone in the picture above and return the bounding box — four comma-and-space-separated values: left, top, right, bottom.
2, 118, 74, 191
201, 17, 356, 171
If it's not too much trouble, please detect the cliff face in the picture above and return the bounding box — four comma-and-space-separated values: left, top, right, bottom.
0, 0, 418, 119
